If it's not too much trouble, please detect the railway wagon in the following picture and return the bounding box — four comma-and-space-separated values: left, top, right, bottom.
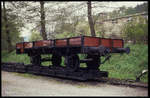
15, 36, 130, 80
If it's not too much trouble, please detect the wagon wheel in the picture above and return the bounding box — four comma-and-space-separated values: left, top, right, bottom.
51, 54, 62, 67
86, 54, 100, 70
65, 54, 80, 72
30, 54, 41, 66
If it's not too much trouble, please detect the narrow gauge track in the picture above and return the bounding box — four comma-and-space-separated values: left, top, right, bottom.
1, 62, 148, 88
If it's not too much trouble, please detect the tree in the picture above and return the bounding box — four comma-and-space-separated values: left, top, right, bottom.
87, 1, 96, 36
51, 5, 81, 37
124, 2, 148, 15
29, 30, 43, 41
121, 16, 148, 44
2, 1, 13, 52
2, 1, 25, 52
134, 2, 148, 13
118, 6, 126, 17
40, 1, 47, 40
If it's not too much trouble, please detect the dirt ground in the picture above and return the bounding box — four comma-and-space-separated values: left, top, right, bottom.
1, 71, 148, 96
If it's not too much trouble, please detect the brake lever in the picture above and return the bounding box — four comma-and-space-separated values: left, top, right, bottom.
101, 55, 111, 64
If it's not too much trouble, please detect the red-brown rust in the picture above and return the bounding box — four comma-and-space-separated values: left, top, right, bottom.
100, 38, 112, 48
55, 39, 67, 46
34, 40, 52, 47
24, 42, 33, 48
84, 37, 99, 47
16, 43, 23, 49
16, 36, 124, 49
113, 40, 123, 48
69, 37, 81, 46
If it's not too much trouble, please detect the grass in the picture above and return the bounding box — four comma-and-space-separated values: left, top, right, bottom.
2, 50, 30, 64
1, 43, 148, 83
100, 43, 148, 83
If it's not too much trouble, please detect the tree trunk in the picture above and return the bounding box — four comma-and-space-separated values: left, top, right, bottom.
40, 1, 47, 40
3, 1, 13, 52
87, 1, 96, 37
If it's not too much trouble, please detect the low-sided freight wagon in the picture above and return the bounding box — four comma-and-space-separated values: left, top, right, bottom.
14, 36, 130, 80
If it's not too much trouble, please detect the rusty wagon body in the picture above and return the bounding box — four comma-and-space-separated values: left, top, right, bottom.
15, 36, 130, 80
16, 36, 124, 54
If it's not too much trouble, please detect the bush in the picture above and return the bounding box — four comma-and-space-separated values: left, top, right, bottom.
122, 16, 148, 44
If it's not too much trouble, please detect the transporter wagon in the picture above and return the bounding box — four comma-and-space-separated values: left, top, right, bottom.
14, 36, 130, 80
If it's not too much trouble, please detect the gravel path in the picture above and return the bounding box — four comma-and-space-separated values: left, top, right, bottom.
2, 71, 148, 96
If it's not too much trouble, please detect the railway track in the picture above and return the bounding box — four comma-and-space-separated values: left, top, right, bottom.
1, 62, 148, 88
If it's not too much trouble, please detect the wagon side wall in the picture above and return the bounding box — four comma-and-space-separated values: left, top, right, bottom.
16, 36, 124, 54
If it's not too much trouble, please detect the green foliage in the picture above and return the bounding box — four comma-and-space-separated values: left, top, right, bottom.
55, 31, 79, 39
54, 21, 90, 38
1, 44, 148, 83
76, 22, 90, 35
1, 7, 24, 51
29, 31, 43, 41
54, 23, 72, 34
109, 2, 148, 18
121, 16, 148, 44
125, 2, 148, 15
96, 32, 103, 37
